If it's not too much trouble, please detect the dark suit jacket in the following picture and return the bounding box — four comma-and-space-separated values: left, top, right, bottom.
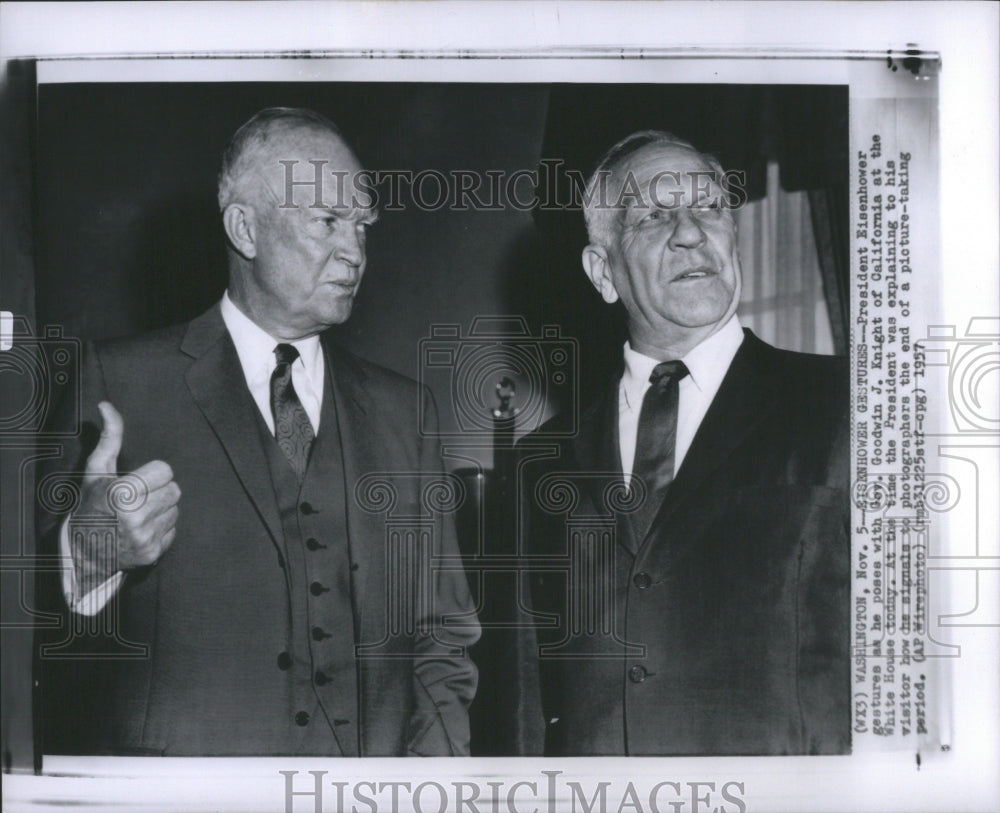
37, 304, 480, 756
519, 330, 850, 755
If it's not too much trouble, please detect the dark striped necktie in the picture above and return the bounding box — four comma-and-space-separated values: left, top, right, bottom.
270, 343, 315, 480
630, 359, 689, 536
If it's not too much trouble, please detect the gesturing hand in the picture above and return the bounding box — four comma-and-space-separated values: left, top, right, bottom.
70, 401, 181, 596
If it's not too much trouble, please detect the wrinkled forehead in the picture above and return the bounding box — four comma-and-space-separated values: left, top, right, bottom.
614, 142, 724, 206
255, 126, 372, 213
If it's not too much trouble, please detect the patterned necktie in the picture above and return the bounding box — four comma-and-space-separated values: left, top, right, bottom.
270, 343, 315, 480
630, 359, 690, 536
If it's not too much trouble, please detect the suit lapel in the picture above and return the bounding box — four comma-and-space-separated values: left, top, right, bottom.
182, 305, 283, 548
645, 331, 781, 539
571, 377, 640, 553
571, 380, 619, 488
322, 338, 379, 627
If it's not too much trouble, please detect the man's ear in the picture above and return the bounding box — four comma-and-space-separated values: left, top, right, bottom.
222, 203, 257, 260
582, 244, 619, 304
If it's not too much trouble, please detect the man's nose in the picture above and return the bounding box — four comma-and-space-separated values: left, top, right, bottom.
333, 220, 365, 267
667, 209, 707, 251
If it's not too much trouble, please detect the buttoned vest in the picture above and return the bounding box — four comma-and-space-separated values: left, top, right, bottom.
255, 353, 360, 755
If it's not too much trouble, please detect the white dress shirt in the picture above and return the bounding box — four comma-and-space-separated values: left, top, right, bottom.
219, 291, 324, 435
619, 315, 744, 485
63, 292, 325, 614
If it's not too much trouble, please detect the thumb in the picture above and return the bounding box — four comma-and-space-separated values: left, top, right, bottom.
85, 401, 124, 476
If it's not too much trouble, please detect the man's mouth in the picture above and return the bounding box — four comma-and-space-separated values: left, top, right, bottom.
671, 266, 717, 282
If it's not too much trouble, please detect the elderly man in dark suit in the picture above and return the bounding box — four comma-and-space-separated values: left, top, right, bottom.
519, 130, 849, 755
39, 107, 479, 756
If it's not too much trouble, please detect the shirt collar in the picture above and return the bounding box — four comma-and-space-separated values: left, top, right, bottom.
219, 291, 323, 386
621, 315, 744, 407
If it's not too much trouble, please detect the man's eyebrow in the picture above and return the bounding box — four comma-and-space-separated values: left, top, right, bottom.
310, 203, 379, 219
317, 205, 381, 225
623, 190, 663, 207
625, 197, 672, 213
691, 188, 726, 204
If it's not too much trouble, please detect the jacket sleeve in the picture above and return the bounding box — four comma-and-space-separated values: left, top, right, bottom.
37, 342, 116, 611
509, 434, 548, 755
796, 397, 852, 754
35, 342, 124, 754
405, 387, 481, 756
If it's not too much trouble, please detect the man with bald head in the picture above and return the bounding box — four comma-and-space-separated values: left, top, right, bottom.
41, 108, 479, 756
520, 131, 850, 755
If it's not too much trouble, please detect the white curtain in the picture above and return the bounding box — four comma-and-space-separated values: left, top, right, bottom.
734, 162, 835, 356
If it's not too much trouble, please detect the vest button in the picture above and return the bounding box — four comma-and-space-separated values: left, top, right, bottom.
633, 572, 652, 590
315, 670, 330, 686
295, 711, 310, 726
306, 537, 322, 551
311, 626, 331, 641
310, 581, 328, 596
628, 665, 648, 684
300, 502, 316, 515
277, 651, 292, 671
